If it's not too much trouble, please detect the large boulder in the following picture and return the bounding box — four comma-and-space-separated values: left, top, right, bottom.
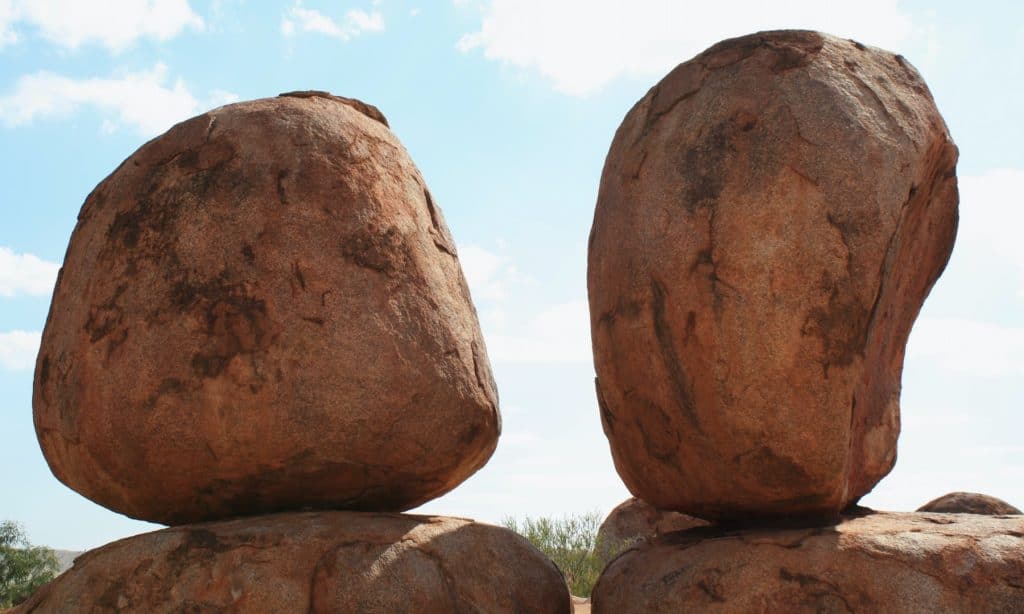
597, 497, 706, 558
14, 512, 571, 613
588, 31, 958, 520
592, 511, 1024, 613
33, 92, 500, 525
918, 492, 1021, 515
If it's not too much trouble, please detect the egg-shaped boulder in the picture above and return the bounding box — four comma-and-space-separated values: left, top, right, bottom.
34, 92, 500, 524
588, 31, 958, 520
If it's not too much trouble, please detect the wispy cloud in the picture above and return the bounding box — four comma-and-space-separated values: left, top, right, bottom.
0, 0, 203, 52
0, 63, 238, 136
457, 0, 916, 95
460, 243, 590, 364
0, 330, 40, 371
0, 246, 59, 297
281, 3, 383, 41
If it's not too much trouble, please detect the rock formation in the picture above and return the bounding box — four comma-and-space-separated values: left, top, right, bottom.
918, 492, 1022, 515
13, 512, 571, 613
33, 92, 500, 525
25, 93, 571, 612
592, 511, 1024, 613
588, 29, 959, 520
597, 497, 706, 557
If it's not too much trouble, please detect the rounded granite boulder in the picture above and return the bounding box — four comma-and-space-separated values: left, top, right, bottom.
33, 92, 500, 524
14, 512, 571, 613
588, 31, 959, 520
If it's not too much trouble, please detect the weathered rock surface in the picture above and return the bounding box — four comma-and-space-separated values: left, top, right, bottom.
918, 492, 1021, 515
588, 30, 959, 520
592, 511, 1024, 613
597, 497, 707, 557
14, 512, 571, 613
33, 93, 500, 525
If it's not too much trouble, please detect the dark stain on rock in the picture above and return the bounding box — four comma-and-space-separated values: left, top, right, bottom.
172, 273, 278, 379
84, 283, 128, 343
277, 169, 289, 205
650, 277, 701, 432
340, 227, 407, 277
241, 243, 255, 264
801, 273, 869, 375
39, 355, 50, 386
680, 123, 731, 214
735, 446, 813, 492
144, 378, 185, 411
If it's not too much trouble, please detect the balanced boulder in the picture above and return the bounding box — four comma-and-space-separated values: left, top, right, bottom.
13, 512, 571, 613
588, 31, 958, 520
33, 92, 500, 525
592, 511, 1024, 613
918, 492, 1021, 515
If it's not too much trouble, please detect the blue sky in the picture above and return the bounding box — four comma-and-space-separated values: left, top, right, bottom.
0, 0, 1022, 550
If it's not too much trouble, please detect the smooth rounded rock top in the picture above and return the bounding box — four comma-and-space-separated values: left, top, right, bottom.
588, 31, 958, 520
34, 93, 500, 524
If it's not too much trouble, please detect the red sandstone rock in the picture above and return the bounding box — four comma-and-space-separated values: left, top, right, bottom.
592, 511, 1024, 613
33, 93, 499, 525
596, 497, 707, 558
14, 512, 571, 613
918, 492, 1021, 515
588, 31, 958, 520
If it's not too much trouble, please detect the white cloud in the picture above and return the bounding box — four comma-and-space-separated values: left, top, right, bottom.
907, 317, 1024, 378
457, 0, 915, 95
0, 330, 40, 370
1, 0, 203, 52
281, 4, 383, 41
486, 299, 592, 364
0, 63, 237, 136
459, 244, 523, 301
0, 0, 18, 47
957, 169, 1024, 297
0, 247, 59, 297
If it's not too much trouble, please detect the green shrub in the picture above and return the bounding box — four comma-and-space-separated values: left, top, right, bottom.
502, 512, 627, 598
1, 521, 60, 608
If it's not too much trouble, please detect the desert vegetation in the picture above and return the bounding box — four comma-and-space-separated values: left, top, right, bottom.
502, 512, 626, 597
0, 520, 59, 608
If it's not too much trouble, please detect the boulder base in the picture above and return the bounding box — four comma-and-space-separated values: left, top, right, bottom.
33, 93, 499, 524
15, 512, 571, 613
592, 511, 1024, 613
588, 30, 958, 519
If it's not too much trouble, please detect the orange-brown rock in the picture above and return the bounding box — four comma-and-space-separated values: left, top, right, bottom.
33, 93, 500, 525
592, 511, 1024, 613
918, 492, 1021, 515
14, 512, 571, 613
597, 497, 706, 558
588, 30, 958, 520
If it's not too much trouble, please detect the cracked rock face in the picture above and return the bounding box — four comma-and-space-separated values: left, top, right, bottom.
591, 511, 1024, 613
918, 492, 1022, 515
588, 31, 959, 520
33, 94, 500, 525
13, 512, 572, 613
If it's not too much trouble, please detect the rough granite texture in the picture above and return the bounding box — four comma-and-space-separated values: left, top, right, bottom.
918, 492, 1022, 515
592, 511, 1024, 613
588, 30, 959, 520
33, 93, 500, 525
13, 512, 572, 613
